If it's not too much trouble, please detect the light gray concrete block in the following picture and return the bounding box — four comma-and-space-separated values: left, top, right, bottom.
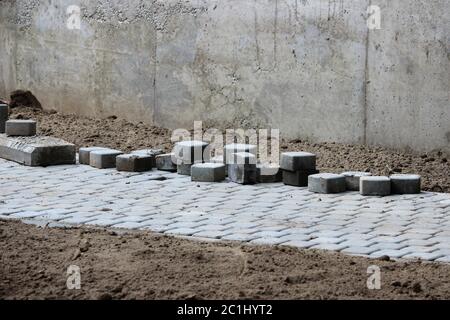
0, 134, 76, 166
360, 176, 391, 196
224, 143, 257, 164
5, 120, 36, 136
231, 152, 257, 165
132, 149, 164, 156
191, 163, 226, 182
390, 174, 421, 194
280, 152, 316, 171
173, 140, 209, 164
283, 169, 319, 187
342, 171, 372, 191
0, 104, 8, 133
89, 149, 123, 169
308, 173, 346, 194
257, 163, 282, 183
131, 149, 163, 167
155, 153, 177, 172
228, 163, 257, 185
116, 154, 153, 172
79, 147, 108, 165
177, 163, 192, 175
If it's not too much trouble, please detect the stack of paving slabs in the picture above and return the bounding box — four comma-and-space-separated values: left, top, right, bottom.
174, 140, 209, 175
280, 152, 318, 187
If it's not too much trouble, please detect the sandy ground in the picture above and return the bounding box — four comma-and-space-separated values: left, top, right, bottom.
1, 108, 449, 300
1, 220, 449, 300
10, 108, 450, 193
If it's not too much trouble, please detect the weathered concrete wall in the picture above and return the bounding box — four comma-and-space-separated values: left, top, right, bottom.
0, 0, 449, 154
366, 0, 450, 154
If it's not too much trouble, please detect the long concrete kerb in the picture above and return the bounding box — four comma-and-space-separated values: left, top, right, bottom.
0, 134, 75, 166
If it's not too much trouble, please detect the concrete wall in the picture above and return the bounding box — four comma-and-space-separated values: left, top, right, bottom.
0, 0, 449, 154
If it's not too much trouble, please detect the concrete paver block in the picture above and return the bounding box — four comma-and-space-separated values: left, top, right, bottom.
177, 163, 192, 175
224, 143, 257, 164
0, 104, 8, 133
342, 171, 372, 191
89, 149, 123, 169
174, 140, 209, 164
79, 147, 108, 165
308, 173, 346, 194
132, 149, 164, 167
390, 174, 421, 194
280, 152, 316, 171
5, 120, 37, 136
191, 163, 226, 182
257, 163, 282, 183
360, 176, 391, 196
227, 153, 257, 184
0, 134, 76, 166
155, 153, 177, 172
283, 169, 319, 187
116, 154, 153, 172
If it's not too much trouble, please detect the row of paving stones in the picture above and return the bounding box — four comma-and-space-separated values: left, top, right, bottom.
1, 158, 450, 262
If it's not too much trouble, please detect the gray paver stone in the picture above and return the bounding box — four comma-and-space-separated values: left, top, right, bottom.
89, 149, 123, 169
280, 152, 316, 171
6, 120, 36, 136
79, 147, 108, 165
342, 171, 372, 191
360, 176, 391, 196
308, 173, 346, 194
390, 174, 421, 194
0, 104, 8, 133
282, 169, 319, 187
155, 153, 177, 172
191, 163, 226, 182
116, 154, 153, 172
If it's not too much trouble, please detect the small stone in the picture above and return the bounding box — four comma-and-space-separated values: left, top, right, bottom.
79, 147, 108, 165
378, 255, 391, 261
191, 163, 226, 182
308, 173, 346, 194
282, 169, 319, 187
280, 152, 316, 171
390, 174, 421, 194
116, 154, 153, 172
155, 153, 177, 172
342, 171, 372, 191
360, 176, 391, 196
89, 149, 123, 169
5, 119, 37, 136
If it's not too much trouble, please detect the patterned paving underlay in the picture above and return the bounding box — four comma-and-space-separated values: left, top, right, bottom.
1, 158, 450, 262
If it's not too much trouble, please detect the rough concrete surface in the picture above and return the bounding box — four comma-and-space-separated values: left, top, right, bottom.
1, 1, 448, 154
0, 133, 76, 166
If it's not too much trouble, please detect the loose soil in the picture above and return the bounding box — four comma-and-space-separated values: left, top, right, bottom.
1, 220, 449, 300
10, 108, 450, 193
